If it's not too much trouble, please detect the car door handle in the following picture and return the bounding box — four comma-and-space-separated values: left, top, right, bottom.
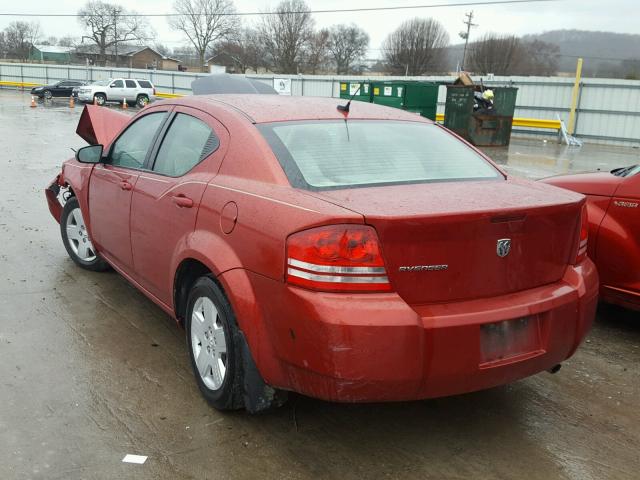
119, 180, 132, 191
172, 195, 193, 208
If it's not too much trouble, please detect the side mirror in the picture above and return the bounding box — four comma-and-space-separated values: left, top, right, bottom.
76, 144, 104, 164
110, 83, 117, 88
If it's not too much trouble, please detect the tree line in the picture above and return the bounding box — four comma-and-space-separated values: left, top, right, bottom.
4, 0, 639, 78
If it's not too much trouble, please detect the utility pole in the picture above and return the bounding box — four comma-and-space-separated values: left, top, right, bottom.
459, 11, 478, 71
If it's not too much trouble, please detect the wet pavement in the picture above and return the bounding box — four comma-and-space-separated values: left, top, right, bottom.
0, 89, 639, 480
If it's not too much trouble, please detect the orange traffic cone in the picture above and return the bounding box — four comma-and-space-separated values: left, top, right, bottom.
93, 96, 98, 106
69, 95, 75, 108
30, 96, 37, 108
122, 98, 127, 110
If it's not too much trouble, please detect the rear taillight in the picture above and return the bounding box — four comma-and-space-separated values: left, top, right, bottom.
286, 225, 391, 292
574, 204, 589, 264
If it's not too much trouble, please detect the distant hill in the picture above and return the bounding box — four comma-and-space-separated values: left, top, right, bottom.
522, 30, 640, 75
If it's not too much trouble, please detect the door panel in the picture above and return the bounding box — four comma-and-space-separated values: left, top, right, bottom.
108, 80, 125, 101
130, 107, 229, 304
89, 165, 139, 270
88, 111, 171, 273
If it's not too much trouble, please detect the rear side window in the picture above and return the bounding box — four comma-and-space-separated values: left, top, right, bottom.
152, 114, 219, 177
138, 80, 153, 89
125, 80, 137, 88
259, 120, 501, 189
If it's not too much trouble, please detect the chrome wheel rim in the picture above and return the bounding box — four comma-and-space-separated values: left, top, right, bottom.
138, 97, 148, 107
191, 296, 227, 390
65, 207, 97, 261
95, 95, 105, 105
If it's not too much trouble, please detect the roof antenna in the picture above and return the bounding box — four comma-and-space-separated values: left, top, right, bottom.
337, 84, 362, 114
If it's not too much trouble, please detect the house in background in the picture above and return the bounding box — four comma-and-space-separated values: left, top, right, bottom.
29, 45, 73, 63
74, 45, 181, 70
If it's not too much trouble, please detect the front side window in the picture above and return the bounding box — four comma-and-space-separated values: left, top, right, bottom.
109, 112, 168, 169
259, 120, 502, 189
111, 80, 124, 88
125, 80, 136, 88
152, 114, 219, 177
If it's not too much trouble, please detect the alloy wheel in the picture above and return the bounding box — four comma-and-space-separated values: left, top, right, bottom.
65, 207, 97, 261
190, 296, 227, 390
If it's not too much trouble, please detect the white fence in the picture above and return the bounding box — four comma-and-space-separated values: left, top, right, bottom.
1, 62, 639, 146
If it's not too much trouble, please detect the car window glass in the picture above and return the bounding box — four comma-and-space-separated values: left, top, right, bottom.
260, 120, 500, 189
58, 82, 69, 87
110, 112, 168, 169
112, 80, 124, 88
152, 114, 219, 177
125, 80, 136, 88
138, 80, 152, 88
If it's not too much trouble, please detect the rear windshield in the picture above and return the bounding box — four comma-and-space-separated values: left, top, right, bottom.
259, 120, 501, 189
137, 80, 153, 88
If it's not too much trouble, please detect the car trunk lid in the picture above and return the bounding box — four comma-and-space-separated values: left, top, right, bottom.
311, 179, 584, 305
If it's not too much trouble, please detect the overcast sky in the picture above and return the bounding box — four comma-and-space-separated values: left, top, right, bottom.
0, 0, 637, 58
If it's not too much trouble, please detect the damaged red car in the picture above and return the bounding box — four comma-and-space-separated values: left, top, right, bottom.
542, 166, 640, 311
46, 96, 598, 412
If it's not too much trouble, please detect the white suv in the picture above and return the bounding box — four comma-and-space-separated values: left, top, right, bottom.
76, 78, 156, 108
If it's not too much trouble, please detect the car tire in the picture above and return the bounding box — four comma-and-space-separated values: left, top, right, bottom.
43, 90, 52, 100
136, 95, 149, 108
60, 197, 110, 272
93, 93, 106, 106
186, 276, 245, 411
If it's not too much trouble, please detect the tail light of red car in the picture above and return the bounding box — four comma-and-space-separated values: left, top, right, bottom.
286, 225, 391, 293
574, 204, 589, 264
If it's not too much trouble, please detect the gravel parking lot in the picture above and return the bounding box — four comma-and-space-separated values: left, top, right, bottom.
1, 89, 639, 480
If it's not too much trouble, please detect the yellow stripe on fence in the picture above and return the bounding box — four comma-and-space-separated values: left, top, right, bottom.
435, 113, 561, 130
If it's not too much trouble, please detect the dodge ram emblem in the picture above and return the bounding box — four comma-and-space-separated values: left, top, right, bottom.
496, 239, 511, 258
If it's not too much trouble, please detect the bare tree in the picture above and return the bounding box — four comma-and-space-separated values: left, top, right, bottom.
4, 21, 41, 60
78, 1, 153, 66
259, 0, 314, 74
304, 28, 330, 74
58, 36, 78, 48
382, 18, 449, 76
169, 0, 239, 72
214, 28, 267, 73
0, 32, 6, 58
41, 36, 58, 46
327, 24, 369, 74
518, 40, 559, 76
468, 33, 522, 75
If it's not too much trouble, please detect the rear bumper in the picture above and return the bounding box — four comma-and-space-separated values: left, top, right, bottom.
249, 260, 599, 402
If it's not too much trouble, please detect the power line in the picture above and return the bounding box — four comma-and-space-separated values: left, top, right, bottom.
0, 0, 562, 17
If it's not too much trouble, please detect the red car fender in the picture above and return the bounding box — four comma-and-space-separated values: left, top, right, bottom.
583, 194, 613, 259
170, 232, 287, 387
60, 160, 96, 234
217, 268, 288, 388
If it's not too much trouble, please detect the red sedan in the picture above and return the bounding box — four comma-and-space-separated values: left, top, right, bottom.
542, 166, 640, 311
45, 96, 598, 412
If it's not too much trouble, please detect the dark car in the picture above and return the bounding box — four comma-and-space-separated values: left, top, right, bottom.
31, 80, 87, 100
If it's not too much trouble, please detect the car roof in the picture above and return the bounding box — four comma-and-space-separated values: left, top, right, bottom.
174, 94, 434, 124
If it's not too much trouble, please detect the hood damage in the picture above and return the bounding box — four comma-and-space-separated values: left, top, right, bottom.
76, 105, 129, 145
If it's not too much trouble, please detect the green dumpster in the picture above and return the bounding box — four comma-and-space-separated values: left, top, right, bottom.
443, 85, 518, 147
371, 81, 439, 120
339, 81, 372, 102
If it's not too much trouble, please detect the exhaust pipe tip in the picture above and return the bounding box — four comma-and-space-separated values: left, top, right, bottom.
547, 364, 562, 374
